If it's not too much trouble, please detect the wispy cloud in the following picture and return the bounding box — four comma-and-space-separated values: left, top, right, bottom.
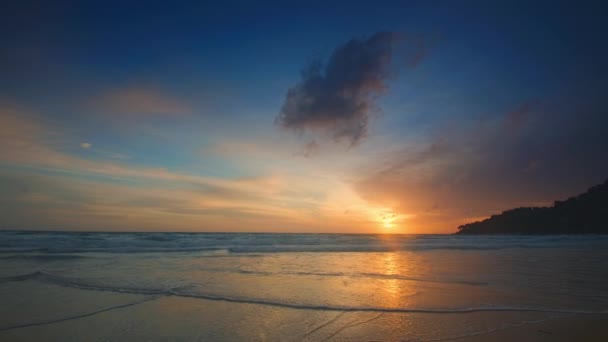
0, 104, 386, 232
89, 85, 191, 117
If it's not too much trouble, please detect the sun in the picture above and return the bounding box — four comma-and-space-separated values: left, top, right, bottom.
370, 208, 403, 232
379, 212, 397, 231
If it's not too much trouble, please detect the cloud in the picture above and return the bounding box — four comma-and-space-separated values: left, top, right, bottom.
503, 100, 537, 132
90, 85, 191, 116
80, 142, 91, 149
0, 103, 421, 233
0, 172, 370, 232
0, 105, 339, 230
108, 152, 130, 159
276, 32, 425, 146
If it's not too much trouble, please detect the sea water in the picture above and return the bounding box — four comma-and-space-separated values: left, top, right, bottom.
1, 231, 607, 341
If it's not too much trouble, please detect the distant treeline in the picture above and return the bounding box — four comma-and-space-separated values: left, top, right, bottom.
457, 179, 608, 234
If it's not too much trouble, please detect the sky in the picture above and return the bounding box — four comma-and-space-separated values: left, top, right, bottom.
1, 0, 608, 233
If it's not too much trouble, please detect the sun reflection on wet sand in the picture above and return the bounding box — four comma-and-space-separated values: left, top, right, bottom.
381, 253, 402, 302
352, 250, 416, 309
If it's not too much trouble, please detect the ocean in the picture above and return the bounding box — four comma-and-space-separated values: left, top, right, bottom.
1, 231, 607, 341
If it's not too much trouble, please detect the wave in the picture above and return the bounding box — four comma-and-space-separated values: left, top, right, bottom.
223, 269, 488, 286
0, 254, 88, 261
3, 232, 607, 255
0, 268, 485, 289
0, 248, 47, 253
0, 243, 586, 254
3, 271, 607, 315
0, 271, 169, 294
224, 243, 574, 253
0, 247, 227, 254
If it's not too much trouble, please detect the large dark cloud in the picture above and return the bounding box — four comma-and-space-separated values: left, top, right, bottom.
276, 32, 422, 146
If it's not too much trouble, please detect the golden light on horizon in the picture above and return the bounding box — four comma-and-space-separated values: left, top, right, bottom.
378, 210, 397, 232
374, 210, 414, 233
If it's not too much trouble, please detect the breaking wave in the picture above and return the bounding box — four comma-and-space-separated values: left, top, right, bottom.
2, 231, 606, 254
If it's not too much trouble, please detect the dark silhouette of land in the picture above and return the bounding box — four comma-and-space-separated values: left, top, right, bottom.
457, 179, 608, 234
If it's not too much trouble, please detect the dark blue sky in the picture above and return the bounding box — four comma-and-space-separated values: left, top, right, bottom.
1, 1, 607, 232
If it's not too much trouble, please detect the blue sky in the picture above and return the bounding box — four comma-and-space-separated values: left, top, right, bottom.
1, 0, 607, 233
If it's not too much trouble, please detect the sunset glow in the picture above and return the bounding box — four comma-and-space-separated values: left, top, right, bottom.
1, 2, 607, 234
3, 3, 608, 342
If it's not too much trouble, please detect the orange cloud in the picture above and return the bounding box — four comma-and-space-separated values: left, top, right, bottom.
0, 104, 393, 233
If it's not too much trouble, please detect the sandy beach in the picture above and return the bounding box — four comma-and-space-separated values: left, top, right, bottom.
2, 291, 607, 341
1, 232, 607, 341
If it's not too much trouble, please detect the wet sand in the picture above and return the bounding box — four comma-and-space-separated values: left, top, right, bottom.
458, 314, 608, 342
2, 289, 607, 341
